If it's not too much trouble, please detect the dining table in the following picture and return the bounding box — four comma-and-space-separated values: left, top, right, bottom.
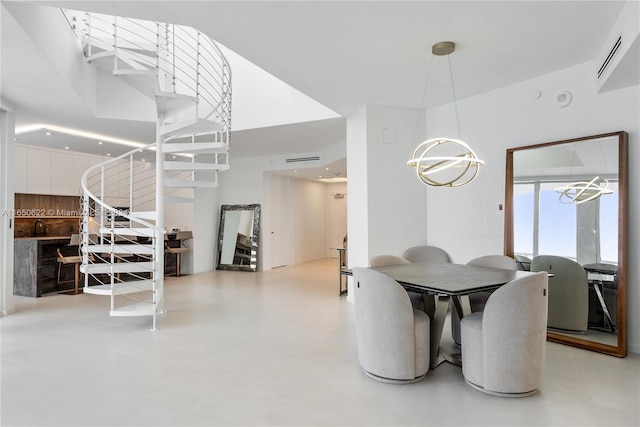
369, 263, 535, 369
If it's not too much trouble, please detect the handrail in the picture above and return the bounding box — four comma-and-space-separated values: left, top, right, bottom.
80, 143, 165, 233
64, 9, 232, 133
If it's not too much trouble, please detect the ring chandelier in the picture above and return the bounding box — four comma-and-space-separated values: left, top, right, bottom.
554, 176, 613, 204
407, 42, 484, 187
407, 138, 485, 187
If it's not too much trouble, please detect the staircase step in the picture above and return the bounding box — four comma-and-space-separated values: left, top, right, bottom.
164, 178, 219, 189
80, 262, 154, 274
87, 244, 155, 256
156, 92, 198, 117
165, 195, 194, 204
159, 118, 223, 138
164, 161, 229, 171
84, 280, 154, 296
99, 227, 156, 237
162, 142, 229, 154
129, 211, 157, 220
119, 45, 156, 58
86, 49, 116, 63
110, 300, 155, 317
113, 68, 156, 77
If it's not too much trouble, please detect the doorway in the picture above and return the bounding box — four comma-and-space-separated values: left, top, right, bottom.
328, 192, 347, 259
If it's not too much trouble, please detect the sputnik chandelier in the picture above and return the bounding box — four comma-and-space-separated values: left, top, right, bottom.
554, 176, 613, 204
408, 138, 484, 187
407, 41, 484, 187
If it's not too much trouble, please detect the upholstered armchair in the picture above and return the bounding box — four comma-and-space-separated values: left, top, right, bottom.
402, 245, 449, 264
352, 267, 430, 383
451, 255, 517, 345
461, 272, 548, 397
532, 255, 588, 333
515, 254, 532, 271
369, 255, 426, 311
369, 255, 410, 268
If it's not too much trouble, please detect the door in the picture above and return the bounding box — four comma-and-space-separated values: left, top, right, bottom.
270, 175, 287, 268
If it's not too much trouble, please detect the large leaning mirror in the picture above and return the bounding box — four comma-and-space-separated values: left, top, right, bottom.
217, 204, 261, 272
505, 131, 628, 357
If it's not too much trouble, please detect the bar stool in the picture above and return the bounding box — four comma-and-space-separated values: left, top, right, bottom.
57, 234, 94, 294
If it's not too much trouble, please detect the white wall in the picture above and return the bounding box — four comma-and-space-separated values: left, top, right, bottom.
326, 181, 348, 258
219, 44, 340, 131
366, 105, 429, 258
424, 61, 640, 352
346, 106, 369, 288
1, 108, 16, 315
345, 105, 428, 301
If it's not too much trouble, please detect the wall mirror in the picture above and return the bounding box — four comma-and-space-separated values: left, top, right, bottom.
217, 204, 261, 272
504, 131, 628, 357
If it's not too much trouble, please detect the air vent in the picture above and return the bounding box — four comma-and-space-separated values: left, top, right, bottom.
598, 35, 622, 79
285, 156, 320, 163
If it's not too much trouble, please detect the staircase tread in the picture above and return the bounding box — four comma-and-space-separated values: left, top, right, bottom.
160, 118, 224, 138
162, 142, 229, 154
87, 243, 155, 255
164, 161, 229, 171
81, 261, 154, 274
83, 280, 154, 296
110, 300, 155, 317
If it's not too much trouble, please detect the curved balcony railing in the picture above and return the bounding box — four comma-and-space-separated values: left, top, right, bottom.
66, 9, 232, 135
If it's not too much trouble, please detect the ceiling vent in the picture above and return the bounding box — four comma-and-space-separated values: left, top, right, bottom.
285, 156, 320, 163
597, 35, 622, 79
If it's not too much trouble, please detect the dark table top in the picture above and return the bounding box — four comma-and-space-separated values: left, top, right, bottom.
369, 263, 534, 296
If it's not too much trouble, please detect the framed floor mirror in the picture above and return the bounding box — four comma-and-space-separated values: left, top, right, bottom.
217, 204, 261, 272
504, 131, 628, 357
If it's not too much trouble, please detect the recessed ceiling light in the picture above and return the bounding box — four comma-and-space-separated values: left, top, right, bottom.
64, 146, 70, 150
294, 170, 298, 173
142, 159, 146, 162
45, 132, 51, 136
106, 153, 111, 156
325, 168, 329, 171
98, 141, 103, 145
319, 175, 322, 178
15, 124, 146, 149
172, 155, 176, 159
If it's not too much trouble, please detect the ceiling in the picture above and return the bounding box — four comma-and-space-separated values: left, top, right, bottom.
2, 1, 629, 182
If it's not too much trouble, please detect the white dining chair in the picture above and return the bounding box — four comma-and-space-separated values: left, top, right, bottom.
451, 255, 517, 345
352, 267, 430, 383
402, 245, 450, 264
461, 272, 548, 397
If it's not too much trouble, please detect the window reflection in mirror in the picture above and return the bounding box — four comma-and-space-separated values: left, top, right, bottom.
506, 131, 627, 357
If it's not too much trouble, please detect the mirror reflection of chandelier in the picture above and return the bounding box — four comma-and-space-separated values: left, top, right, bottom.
554, 176, 613, 204
407, 41, 484, 187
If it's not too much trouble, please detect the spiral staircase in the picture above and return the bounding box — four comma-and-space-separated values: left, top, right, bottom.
65, 10, 231, 329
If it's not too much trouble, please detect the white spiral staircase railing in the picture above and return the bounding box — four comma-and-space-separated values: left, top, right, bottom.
64, 9, 232, 329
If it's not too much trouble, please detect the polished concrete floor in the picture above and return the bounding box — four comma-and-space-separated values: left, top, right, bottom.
2, 258, 638, 426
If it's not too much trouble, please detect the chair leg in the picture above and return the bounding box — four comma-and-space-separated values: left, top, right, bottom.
74, 263, 79, 294
176, 253, 181, 277
57, 262, 63, 284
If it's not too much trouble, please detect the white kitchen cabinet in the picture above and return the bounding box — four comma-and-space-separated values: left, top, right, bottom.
26, 148, 51, 194
51, 151, 74, 195
72, 154, 90, 196
14, 146, 28, 193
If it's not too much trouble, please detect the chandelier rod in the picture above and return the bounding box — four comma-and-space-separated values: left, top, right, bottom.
447, 53, 462, 140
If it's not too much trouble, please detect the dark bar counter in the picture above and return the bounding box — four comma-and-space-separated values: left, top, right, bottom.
14, 236, 76, 297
